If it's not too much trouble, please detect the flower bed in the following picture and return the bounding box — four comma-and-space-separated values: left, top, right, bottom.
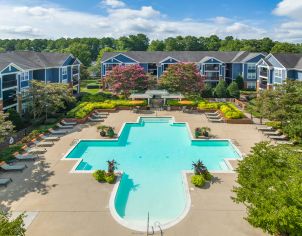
67, 100, 147, 119
198, 101, 244, 119
167, 100, 198, 107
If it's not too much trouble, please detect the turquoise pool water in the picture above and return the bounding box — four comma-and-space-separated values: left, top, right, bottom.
66, 117, 240, 229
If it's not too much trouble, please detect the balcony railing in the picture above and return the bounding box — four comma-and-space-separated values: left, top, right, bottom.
205, 77, 220, 81
259, 83, 267, 90
2, 80, 17, 89
72, 80, 79, 86
260, 71, 268, 77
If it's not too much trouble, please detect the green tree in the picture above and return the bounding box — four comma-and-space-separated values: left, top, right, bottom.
235, 75, 244, 90
214, 80, 228, 98
233, 142, 302, 235
7, 109, 24, 131
0, 111, 14, 142
160, 63, 205, 95
148, 40, 165, 51
202, 83, 213, 98
0, 211, 25, 236
271, 42, 301, 53
246, 93, 268, 124
64, 43, 92, 66
227, 81, 240, 98
28, 80, 75, 120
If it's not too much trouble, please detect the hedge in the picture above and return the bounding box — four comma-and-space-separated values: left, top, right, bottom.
198, 101, 244, 119
67, 100, 147, 119
86, 83, 100, 89
167, 100, 198, 107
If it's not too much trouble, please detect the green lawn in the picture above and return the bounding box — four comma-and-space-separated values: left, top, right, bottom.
80, 79, 100, 95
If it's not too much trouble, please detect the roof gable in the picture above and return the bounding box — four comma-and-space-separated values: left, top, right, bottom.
200, 56, 223, 64
1, 63, 22, 74
103, 57, 122, 64
160, 57, 179, 64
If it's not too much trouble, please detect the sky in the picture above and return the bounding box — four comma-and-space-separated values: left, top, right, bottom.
0, 0, 301, 42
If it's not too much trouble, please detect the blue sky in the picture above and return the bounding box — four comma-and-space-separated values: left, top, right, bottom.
0, 0, 301, 41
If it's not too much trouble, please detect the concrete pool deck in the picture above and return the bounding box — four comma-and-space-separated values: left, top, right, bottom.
0, 111, 268, 236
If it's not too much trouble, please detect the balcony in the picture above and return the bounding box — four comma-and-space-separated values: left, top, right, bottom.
259, 70, 268, 77
259, 83, 267, 90
205, 77, 220, 81
2, 80, 17, 89
205, 64, 220, 71
72, 79, 79, 86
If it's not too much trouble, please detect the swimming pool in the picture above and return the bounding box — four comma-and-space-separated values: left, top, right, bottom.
65, 117, 241, 231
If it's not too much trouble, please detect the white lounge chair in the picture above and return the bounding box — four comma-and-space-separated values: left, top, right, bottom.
57, 123, 73, 129
206, 114, 221, 118
0, 162, 27, 172
36, 141, 54, 147
209, 117, 224, 123
27, 147, 47, 154
15, 154, 38, 161
94, 111, 109, 116
61, 120, 77, 126
41, 136, 60, 141
49, 129, 68, 135
88, 117, 104, 122
0, 178, 12, 187
269, 135, 288, 140
256, 126, 274, 132
205, 111, 219, 116
263, 130, 281, 136
276, 140, 294, 145
92, 113, 107, 118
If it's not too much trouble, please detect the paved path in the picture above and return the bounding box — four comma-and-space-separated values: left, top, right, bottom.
0, 111, 268, 236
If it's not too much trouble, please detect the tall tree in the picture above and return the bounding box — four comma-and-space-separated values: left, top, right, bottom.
233, 142, 302, 236
106, 64, 154, 97
0, 211, 25, 236
271, 42, 301, 53
160, 63, 205, 95
214, 80, 228, 98
148, 40, 165, 51
64, 43, 92, 66
0, 111, 14, 142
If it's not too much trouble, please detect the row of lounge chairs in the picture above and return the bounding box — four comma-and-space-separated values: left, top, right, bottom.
205, 111, 224, 123
88, 111, 109, 122
256, 125, 294, 145
0, 119, 79, 187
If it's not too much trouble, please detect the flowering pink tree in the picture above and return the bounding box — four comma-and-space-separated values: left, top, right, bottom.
106, 64, 154, 97
160, 63, 205, 95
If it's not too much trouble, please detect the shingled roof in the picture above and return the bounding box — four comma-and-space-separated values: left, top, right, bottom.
272, 53, 302, 70
0, 51, 75, 71
101, 51, 266, 64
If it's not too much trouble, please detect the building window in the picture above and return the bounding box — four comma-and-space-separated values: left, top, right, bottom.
247, 64, 256, 70
105, 64, 119, 74
20, 71, 29, 81
62, 67, 68, 76
247, 72, 256, 79
247, 81, 256, 89
274, 69, 282, 78
205, 64, 219, 71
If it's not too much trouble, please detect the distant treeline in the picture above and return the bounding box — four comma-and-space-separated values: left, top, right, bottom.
0, 34, 301, 66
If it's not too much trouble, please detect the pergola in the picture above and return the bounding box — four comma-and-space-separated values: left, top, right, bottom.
130, 90, 184, 105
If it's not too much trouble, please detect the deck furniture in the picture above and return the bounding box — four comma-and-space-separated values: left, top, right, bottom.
88, 117, 104, 122
0, 178, 12, 187
57, 123, 74, 129
0, 162, 27, 172
208, 117, 224, 123
92, 113, 107, 119
94, 111, 109, 116
269, 135, 288, 140
256, 126, 274, 132
206, 114, 221, 118
36, 141, 54, 147
205, 111, 219, 116
15, 154, 38, 161
61, 120, 77, 126
49, 129, 68, 135
275, 140, 294, 145
263, 130, 281, 136
27, 147, 47, 154
41, 136, 60, 141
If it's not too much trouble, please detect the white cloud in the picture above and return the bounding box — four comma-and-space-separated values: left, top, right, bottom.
101, 0, 125, 8
0, 1, 268, 40
272, 0, 302, 42
273, 0, 302, 19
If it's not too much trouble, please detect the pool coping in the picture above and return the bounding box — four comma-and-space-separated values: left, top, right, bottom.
61, 116, 243, 231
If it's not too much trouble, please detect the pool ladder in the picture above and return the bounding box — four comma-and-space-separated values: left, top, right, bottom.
146, 212, 163, 236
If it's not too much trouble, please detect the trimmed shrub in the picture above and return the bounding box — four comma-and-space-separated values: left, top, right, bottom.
86, 83, 100, 89
235, 75, 244, 90
191, 175, 206, 187
92, 170, 106, 182
7, 109, 24, 131
105, 174, 116, 184
227, 81, 240, 98
198, 102, 244, 119
202, 83, 213, 98
204, 172, 213, 181
214, 80, 228, 98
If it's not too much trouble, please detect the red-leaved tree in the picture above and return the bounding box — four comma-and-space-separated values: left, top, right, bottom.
106, 64, 154, 97
160, 63, 205, 95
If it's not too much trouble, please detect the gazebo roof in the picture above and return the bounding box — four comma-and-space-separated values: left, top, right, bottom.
162, 94, 185, 99
145, 90, 169, 96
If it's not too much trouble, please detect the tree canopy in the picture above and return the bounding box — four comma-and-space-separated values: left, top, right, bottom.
233, 142, 302, 235
0, 212, 25, 236
0, 35, 301, 67
160, 63, 205, 95
0, 111, 14, 142
105, 64, 154, 97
